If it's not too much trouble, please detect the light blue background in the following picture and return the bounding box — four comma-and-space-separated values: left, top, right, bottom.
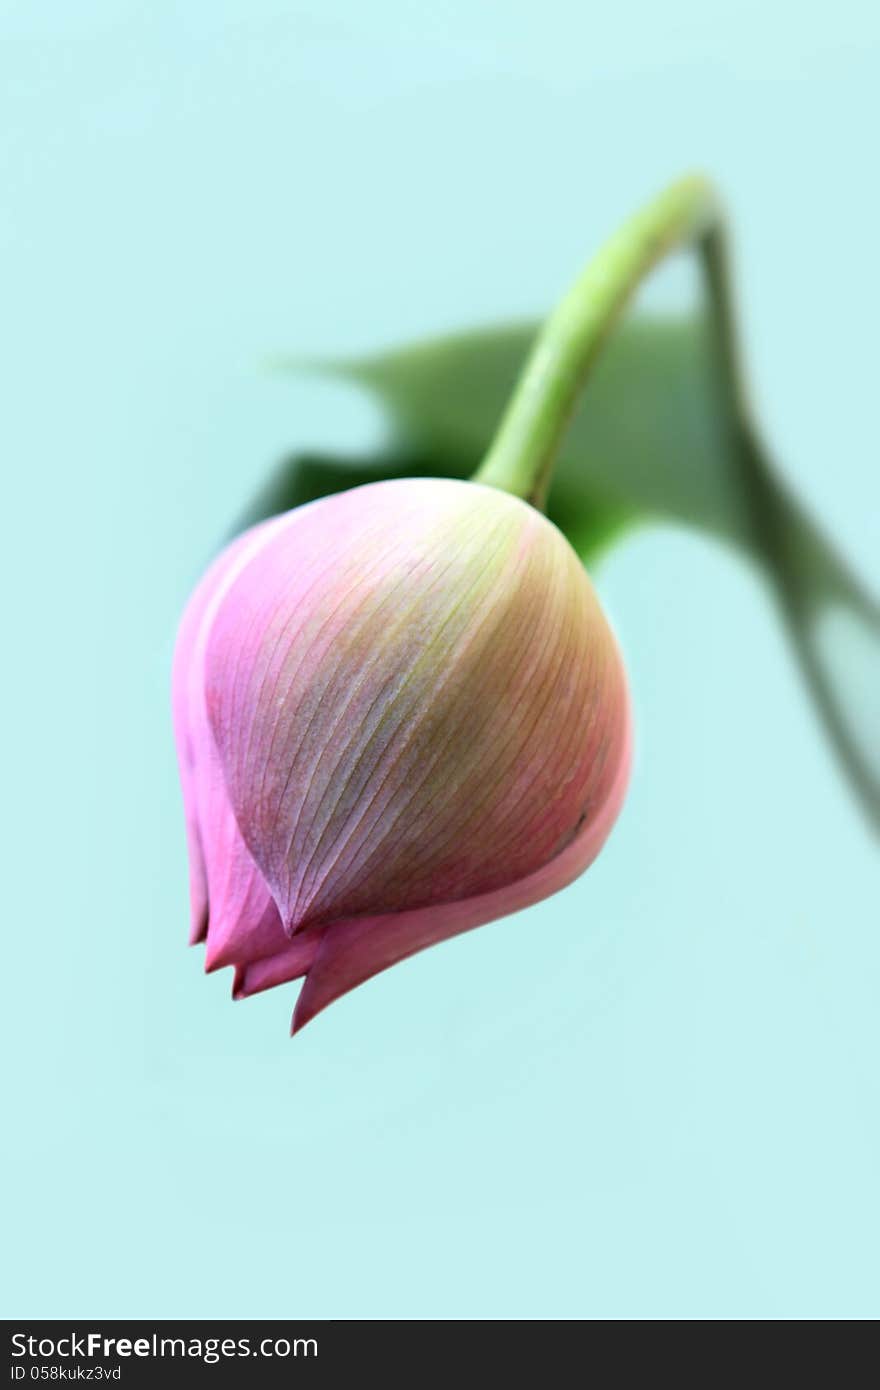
3, 1, 878, 1319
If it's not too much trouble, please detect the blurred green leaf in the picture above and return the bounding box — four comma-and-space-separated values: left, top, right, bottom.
246, 311, 879, 830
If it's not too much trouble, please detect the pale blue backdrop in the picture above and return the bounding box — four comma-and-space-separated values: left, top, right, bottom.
2, 0, 878, 1319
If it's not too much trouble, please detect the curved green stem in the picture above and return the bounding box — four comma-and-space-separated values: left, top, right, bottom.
473, 174, 728, 509
471, 176, 880, 833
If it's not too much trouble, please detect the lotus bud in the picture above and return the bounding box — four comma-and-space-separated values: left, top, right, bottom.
172, 478, 631, 1032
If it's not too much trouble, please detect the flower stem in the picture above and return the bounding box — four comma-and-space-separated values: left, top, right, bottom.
473, 173, 737, 510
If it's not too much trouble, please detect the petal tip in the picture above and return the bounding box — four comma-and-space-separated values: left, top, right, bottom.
290, 991, 316, 1036
188, 912, 209, 946
203, 938, 227, 973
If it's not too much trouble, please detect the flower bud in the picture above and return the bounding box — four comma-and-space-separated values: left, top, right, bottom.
173, 478, 630, 1032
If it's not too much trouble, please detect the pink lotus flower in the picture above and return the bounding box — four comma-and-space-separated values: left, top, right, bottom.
172, 478, 631, 1033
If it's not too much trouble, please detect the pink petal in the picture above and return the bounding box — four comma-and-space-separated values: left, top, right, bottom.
172, 554, 233, 943
172, 517, 288, 952
290, 694, 631, 1031
232, 925, 324, 1000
